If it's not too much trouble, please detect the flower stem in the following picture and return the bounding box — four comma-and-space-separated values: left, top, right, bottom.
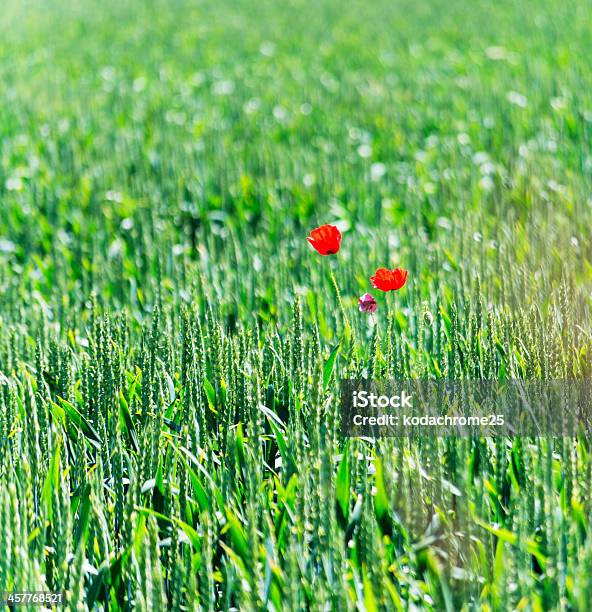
329, 267, 353, 343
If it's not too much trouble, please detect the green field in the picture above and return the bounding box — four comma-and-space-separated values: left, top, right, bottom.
2, 0, 592, 609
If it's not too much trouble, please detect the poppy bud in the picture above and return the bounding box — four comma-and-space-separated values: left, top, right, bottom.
358, 293, 377, 313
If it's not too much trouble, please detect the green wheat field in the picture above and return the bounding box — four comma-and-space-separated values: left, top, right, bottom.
1, 0, 592, 609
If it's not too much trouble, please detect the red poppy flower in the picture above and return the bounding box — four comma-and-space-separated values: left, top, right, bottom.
370, 267, 408, 292
307, 224, 342, 255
